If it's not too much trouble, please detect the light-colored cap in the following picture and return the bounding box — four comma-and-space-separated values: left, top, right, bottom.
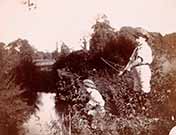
83, 79, 96, 88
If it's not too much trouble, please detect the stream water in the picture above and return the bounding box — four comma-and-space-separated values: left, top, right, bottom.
23, 92, 63, 135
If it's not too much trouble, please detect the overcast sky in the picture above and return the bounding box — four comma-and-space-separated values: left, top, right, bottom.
0, 0, 175, 51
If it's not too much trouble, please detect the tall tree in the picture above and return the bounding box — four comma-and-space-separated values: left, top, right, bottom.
90, 14, 115, 54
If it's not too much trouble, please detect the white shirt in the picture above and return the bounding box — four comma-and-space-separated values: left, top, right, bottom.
86, 88, 105, 107
136, 43, 153, 64
135, 37, 153, 64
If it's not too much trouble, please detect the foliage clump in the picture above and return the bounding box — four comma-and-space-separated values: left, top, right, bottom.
0, 39, 37, 135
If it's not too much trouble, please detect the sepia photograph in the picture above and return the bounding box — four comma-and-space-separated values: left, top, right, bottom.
0, 0, 176, 134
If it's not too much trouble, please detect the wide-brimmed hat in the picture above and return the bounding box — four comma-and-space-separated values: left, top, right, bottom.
136, 27, 150, 39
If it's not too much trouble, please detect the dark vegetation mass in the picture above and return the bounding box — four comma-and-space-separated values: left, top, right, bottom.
1, 18, 176, 134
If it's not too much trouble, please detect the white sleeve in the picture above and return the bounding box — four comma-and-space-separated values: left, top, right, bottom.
90, 90, 105, 106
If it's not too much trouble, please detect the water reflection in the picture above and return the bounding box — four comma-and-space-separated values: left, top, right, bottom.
23, 92, 62, 135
